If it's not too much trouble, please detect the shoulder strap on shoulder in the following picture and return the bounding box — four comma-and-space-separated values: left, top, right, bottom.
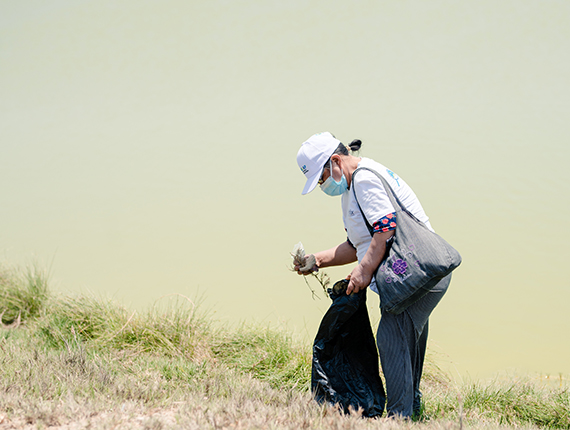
352, 166, 407, 210
352, 167, 427, 234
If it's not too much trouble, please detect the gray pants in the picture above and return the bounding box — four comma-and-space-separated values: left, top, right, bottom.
376, 274, 451, 417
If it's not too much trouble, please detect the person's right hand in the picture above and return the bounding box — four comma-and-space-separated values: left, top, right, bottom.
295, 254, 318, 275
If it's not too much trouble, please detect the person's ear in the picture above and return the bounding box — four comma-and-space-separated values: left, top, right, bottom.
330, 155, 342, 179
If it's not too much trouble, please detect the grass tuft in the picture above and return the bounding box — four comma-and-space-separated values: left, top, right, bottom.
212, 324, 312, 390
0, 263, 49, 326
37, 294, 212, 361
462, 379, 570, 428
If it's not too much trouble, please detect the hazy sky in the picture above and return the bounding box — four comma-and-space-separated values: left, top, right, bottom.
1, 0, 569, 379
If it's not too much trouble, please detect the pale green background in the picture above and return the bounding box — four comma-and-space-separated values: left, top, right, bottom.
1, 0, 569, 380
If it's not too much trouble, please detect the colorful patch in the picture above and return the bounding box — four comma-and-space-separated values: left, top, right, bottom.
373, 212, 397, 233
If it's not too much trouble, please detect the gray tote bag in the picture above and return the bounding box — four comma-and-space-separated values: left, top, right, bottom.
352, 167, 462, 314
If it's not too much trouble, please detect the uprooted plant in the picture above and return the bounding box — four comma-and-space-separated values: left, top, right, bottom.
291, 242, 330, 299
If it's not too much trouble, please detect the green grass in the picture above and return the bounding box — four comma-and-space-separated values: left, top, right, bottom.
212, 324, 311, 390
462, 380, 570, 427
1, 262, 569, 429
0, 263, 49, 326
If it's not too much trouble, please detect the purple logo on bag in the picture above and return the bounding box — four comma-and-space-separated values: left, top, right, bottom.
392, 259, 408, 275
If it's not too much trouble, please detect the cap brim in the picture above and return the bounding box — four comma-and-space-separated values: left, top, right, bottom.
301, 167, 323, 195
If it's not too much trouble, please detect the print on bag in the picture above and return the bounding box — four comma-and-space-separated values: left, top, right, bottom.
379, 244, 420, 284
392, 259, 407, 275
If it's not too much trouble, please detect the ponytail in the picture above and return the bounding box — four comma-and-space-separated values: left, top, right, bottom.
348, 139, 362, 152
331, 138, 363, 156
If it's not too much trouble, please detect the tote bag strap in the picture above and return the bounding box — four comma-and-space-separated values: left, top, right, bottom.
351, 167, 423, 237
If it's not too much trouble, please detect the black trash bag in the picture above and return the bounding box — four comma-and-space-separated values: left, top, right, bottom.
311, 279, 386, 418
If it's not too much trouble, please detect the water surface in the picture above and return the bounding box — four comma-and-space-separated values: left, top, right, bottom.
1, 0, 569, 380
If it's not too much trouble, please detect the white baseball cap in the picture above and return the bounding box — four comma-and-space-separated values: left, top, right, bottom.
297, 132, 341, 195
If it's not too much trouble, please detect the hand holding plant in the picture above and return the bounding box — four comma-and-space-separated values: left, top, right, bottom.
291, 242, 330, 299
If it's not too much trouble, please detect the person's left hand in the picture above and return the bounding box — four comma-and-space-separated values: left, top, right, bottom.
346, 264, 372, 295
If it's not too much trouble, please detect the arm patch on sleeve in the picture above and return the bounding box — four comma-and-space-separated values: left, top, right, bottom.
372, 212, 397, 233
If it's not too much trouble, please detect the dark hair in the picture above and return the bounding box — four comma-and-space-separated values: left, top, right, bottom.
323, 139, 363, 169
348, 139, 362, 152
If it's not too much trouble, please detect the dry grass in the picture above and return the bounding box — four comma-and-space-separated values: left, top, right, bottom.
1, 262, 569, 429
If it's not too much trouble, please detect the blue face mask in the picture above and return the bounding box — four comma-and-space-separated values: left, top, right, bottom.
320, 167, 348, 196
